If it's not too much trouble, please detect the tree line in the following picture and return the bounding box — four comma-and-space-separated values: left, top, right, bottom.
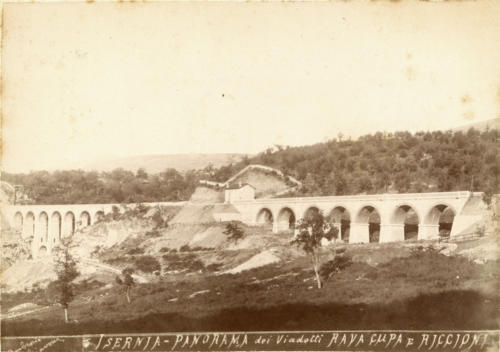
217, 128, 499, 200
3, 128, 499, 204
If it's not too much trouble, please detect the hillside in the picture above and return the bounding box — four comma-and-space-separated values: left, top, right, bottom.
452, 117, 500, 133
3, 128, 499, 205
82, 153, 246, 174
211, 129, 499, 199
2, 205, 499, 334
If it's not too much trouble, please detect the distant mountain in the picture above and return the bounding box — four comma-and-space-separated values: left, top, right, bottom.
83, 153, 247, 173
452, 118, 500, 133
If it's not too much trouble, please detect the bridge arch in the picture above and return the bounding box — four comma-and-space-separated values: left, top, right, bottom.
391, 204, 420, 241
38, 245, 48, 257
303, 206, 320, 221
277, 207, 296, 232
256, 208, 273, 227
51, 212, 62, 243
79, 211, 91, 228
13, 211, 23, 233
424, 203, 456, 238
64, 211, 75, 237
355, 205, 381, 243
25, 212, 35, 238
39, 212, 49, 243
328, 206, 351, 242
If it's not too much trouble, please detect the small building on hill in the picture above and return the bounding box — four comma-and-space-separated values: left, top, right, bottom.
196, 164, 301, 201
224, 183, 255, 203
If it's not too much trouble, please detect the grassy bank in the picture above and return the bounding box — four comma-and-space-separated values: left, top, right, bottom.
2, 246, 499, 336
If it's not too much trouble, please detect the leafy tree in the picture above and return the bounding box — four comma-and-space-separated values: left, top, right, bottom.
51, 238, 80, 323
115, 267, 135, 304
291, 211, 338, 289
223, 222, 245, 244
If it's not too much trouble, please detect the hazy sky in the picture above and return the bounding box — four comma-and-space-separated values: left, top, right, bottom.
2, 1, 500, 173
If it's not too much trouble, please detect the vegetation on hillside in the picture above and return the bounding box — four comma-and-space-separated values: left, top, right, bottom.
3, 128, 498, 204
2, 246, 499, 335
228, 129, 499, 199
3, 168, 200, 204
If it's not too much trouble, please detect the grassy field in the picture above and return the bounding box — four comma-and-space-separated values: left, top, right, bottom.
2, 241, 499, 336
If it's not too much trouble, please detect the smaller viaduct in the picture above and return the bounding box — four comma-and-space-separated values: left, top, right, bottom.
3, 202, 185, 258
2, 191, 485, 259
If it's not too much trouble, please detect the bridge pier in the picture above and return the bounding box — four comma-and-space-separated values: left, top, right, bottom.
349, 223, 369, 243
272, 221, 279, 234
418, 224, 439, 240
379, 223, 405, 243
333, 222, 342, 237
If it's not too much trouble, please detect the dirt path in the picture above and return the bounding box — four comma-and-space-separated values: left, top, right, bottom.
1, 305, 52, 320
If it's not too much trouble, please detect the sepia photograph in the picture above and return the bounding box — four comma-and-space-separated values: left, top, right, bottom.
1, 1, 499, 351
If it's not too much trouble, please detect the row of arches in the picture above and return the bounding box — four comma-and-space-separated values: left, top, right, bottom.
256, 204, 455, 242
12, 210, 106, 242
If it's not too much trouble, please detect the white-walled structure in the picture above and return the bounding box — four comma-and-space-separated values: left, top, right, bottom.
224, 184, 256, 203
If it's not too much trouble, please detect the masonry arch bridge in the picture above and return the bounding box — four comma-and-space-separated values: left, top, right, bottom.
231, 191, 483, 244
4, 201, 186, 258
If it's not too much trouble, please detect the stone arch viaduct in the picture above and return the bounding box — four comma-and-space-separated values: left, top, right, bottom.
230, 191, 485, 243
3, 202, 185, 258
3, 191, 485, 259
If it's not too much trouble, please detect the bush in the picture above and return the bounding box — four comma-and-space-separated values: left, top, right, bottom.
75, 279, 106, 293
152, 211, 165, 229
319, 255, 352, 283
189, 246, 215, 252
134, 256, 161, 273
127, 248, 145, 255
162, 252, 206, 272
206, 263, 223, 272
179, 245, 191, 252
223, 222, 245, 244
145, 230, 161, 237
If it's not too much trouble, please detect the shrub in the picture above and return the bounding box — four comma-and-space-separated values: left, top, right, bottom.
206, 263, 223, 272
223, 222, 245, 244
145, 230, 161, 237
152, 211, 165, 229
75, 279, 106, 293
159, 247, 170, 253
179, 245, 191, 252
134, 256, 161, 273
162, 253, 205, 272
318, 255, 352, 283
127, 248, 145, 255
189, 246, 214, 252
